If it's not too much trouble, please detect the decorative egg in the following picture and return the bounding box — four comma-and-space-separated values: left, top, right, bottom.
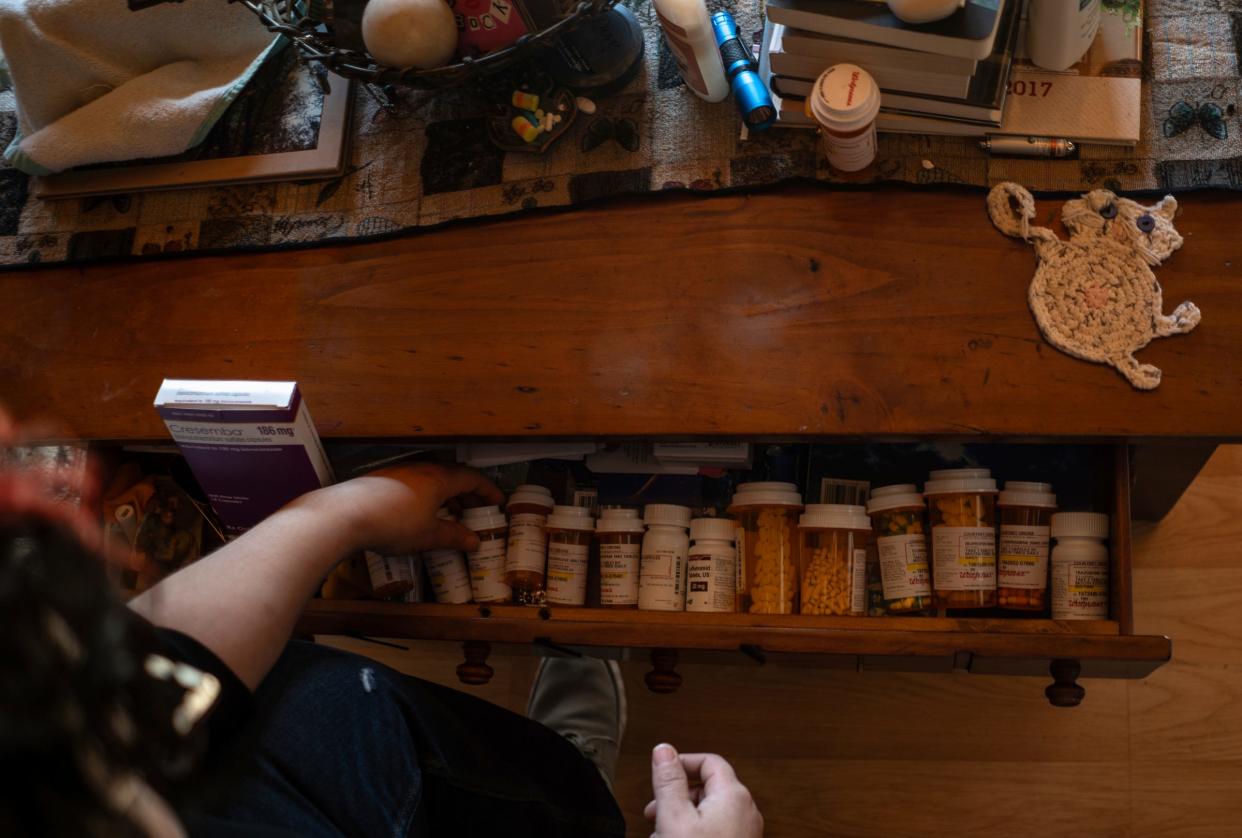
361, 0, 458, 69
885, 0, 964, 24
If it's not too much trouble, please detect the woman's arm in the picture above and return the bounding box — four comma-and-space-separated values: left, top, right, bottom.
128, 464, 502, 690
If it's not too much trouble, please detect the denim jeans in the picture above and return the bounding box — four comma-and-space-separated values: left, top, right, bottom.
180, 640, 626, 837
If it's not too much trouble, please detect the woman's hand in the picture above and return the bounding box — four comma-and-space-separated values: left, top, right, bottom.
306, 462, 504, 557
645, 744, 763, 838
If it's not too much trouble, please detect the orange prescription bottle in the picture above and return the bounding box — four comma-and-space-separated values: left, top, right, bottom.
505, 484, 554, 605
596, 507, 644, 608
729, 482, 803, 614
545, 505, 595, 606
997, 481, 1057, 611
462, 506, 511, 604
924, 468, 998, 609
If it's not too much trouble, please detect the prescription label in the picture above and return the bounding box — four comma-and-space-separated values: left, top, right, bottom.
506, 512, 548, 574
639, 547, 687, 610
851, 547, 868, 616
467, 536, 511, 602
423, 549, 471, 604
998, 525, 1050, 590
546, 541, 589, 605
877, 534, 931, 600
932, 526, 996, 591
686, 550, 736, 613
1052, 558, 1108, 619
600, 542, 640, 605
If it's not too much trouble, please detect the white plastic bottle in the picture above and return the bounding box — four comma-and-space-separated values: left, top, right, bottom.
651, 0, 728, 102
638, 504, 692, 611
686, 517, 737, 613
1049, 512, 1109, 620
1027, 0, 1101, 72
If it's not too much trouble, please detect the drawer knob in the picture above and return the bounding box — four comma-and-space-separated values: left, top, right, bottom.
456, 640, 494, 686
1045, 658, 1086, 707
644, 648, 683, 694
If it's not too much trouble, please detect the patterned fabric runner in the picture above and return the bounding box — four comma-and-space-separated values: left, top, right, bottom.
0, 0, 1235, 266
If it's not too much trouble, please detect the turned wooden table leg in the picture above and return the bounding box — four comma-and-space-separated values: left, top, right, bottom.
644, 648, 682, 694
1045, 658, 1085, 707
456, 640, 494, 686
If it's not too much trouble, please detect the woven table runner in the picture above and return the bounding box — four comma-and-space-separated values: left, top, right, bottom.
0, 0, 1235, 267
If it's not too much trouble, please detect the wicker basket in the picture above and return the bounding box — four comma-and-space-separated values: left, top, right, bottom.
234, 0, 619, 90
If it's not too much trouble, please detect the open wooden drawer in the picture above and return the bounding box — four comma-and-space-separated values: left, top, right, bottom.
296, 441, 1169, 708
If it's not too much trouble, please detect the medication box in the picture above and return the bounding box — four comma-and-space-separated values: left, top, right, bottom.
154, 380, 333, 538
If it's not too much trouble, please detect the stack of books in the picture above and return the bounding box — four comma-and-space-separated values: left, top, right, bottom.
761, 0, 1020, 136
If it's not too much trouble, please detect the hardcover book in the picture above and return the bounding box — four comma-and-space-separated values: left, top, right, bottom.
765, 0, 1008, 60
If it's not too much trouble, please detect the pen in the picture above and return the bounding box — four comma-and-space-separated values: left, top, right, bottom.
979, 136, 1077, 158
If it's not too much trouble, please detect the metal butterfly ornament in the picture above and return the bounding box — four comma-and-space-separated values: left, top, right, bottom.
1162, 101, 1231, 140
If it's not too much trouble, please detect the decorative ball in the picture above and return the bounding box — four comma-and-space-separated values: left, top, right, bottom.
361, 0, 458, 69
885, 0, 964, 24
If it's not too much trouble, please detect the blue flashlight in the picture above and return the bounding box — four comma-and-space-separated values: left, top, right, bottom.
710, 10, 775, 131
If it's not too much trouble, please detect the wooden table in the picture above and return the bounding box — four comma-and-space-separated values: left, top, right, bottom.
3, 182, 1238, 704
2, 184, 1238, 441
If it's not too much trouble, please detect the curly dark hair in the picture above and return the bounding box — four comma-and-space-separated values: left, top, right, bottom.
0, 522, 203, 837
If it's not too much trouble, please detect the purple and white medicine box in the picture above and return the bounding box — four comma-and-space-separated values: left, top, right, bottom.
154, 380, 334, 538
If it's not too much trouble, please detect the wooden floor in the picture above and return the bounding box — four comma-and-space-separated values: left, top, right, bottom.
321, 445, 1242, 837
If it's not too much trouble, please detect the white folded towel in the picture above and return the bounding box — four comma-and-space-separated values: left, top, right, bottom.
0, 0, 280, 174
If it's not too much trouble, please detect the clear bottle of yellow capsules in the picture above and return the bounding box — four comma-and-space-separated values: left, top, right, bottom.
729, 482, 803, 614
866, 484, 934, 614
997, 481, 1057, 611
462, 505, 511, 604
924, 468, 998, 609
596, 507, 644, 608
797, 504, 870, 615
505, 484, 554, 605
545, 505, 595, 606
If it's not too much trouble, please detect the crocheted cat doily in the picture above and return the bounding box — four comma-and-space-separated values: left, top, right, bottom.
987, 182, 1200, 390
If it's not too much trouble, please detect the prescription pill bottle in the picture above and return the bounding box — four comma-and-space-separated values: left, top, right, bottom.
806, 63, 881, 173
866, 484, 934, 615
423, 509, 472, 604
730, 482, 803, 615
545, 505, 595, 606
798, 504, 870, 616
596, 507, 644, 608
686, 518, 737, 613
997, 481, 1057, 612
924, 468, 998, 609
1050, 512, 1110, 620
505, 484, 554, 605
365, 551, 416, 599
638, 504, 692, 611
462, 506, 511, 604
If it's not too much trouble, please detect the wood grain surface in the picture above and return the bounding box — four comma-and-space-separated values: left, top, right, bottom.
2, 185, 1240, 441
322, 444, 1242, 836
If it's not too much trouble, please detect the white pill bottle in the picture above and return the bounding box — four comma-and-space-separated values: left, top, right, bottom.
651, 0, 729, 102
638, 504, 692, 611
1049, 512, 1109, 620
1027, 0, 1101, 72
686, 517, 737, 613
